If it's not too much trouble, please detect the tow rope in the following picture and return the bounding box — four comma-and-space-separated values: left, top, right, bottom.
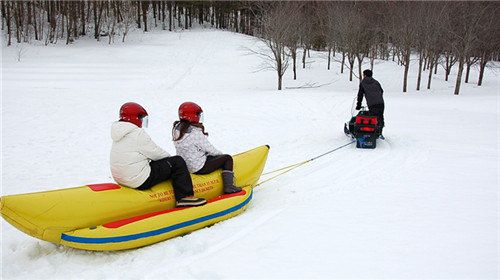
255, 140, 356, 187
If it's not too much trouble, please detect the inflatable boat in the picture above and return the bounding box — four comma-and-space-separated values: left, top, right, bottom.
1, 145, 269, 251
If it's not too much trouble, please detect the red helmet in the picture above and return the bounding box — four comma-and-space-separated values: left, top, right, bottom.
178, 102, 203, 124
119, 102, 148, 128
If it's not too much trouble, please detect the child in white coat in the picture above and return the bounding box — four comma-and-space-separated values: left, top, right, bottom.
172, 102, 241, 194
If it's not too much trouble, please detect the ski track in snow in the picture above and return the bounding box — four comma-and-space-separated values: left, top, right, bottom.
2, 29, 499, 279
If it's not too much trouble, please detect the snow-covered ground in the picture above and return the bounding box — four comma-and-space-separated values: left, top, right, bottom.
1, 29, 499, 279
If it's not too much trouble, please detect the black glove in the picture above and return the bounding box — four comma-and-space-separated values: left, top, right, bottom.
355, 104, 361, 110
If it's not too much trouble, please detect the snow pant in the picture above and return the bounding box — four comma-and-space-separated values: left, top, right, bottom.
137, 156, 194, 201
369, 103, 385, 130
195, 155, 234, 175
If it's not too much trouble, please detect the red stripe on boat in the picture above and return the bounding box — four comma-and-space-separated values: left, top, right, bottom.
103, 190, 247, 229
88, 183, 121, 192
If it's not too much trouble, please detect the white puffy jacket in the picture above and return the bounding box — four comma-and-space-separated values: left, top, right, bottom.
110, 121, 170, 188
173, 125, 222, 173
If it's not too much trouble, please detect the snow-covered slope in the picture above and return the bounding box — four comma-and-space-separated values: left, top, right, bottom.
2, 29, 498, 279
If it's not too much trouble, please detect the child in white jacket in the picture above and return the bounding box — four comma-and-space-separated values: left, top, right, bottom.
110, 102, 206, 207
172, 102, 241, 194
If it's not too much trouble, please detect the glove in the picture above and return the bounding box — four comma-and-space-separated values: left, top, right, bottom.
355, 104, 361, 110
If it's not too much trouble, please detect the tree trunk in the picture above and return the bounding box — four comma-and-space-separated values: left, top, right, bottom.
6, 1, 11, 46
277, 58, 282, 90
198, 4, 203, 25
33, 0, 38, 40
241, 10, 246, 34
13, 2, 21, 43
26, 1, 31, 28
234, 10, 239, 33
168, 1, 172, 31
1, 0, 5, 31
357, 54, 363, 83
94, 2, 99, 38
152, 1, 157, 28
403, 51, 410, 93
454, 57, 465, 95
210, 5, 214, 27
302, 48, 306, 69
80, 1, 86, 35
109, 17, 116, 45
417, 51, 423, 91
137, 1, 141, 28
60, 2, 65, 39
348, 56, 355, 82
292, 49, 297, 80
465, 58, 472, 83
327, 48, 331, 70
341, 51, 345, 74
184, 7, 188, 29
427, 54, 435, 90
66, 3, 71, 44
161, 1, 165, 30
49, 1, 56, 43
445, 53, 452, 82
177, 5, 181, 28
478, 52, 488, 86
46, 0, 50, 24
142, 1, 148, 32
72, 2, 77, 38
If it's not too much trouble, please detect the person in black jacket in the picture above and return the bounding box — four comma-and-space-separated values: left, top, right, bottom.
356, 69, 385, 133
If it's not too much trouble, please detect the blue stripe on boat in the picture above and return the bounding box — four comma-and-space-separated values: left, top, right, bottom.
61, 190, 252, 244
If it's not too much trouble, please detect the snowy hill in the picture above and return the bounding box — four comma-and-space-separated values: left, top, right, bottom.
2, 29, 499, 279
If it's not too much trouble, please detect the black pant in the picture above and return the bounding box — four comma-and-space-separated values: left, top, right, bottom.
137, 156, 194, 201
369, 103, 385, 129
195, 155, 233, 175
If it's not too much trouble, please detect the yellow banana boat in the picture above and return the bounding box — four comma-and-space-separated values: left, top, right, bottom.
1, 145, 269, 251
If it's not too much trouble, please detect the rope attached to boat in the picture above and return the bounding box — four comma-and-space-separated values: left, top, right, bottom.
255, 140, 356, 187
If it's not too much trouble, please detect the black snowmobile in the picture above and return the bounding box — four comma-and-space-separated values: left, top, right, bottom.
344, 101, 383, 149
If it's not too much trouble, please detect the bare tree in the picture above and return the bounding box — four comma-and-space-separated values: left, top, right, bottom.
475, 4, 500, 86
445, 2, 493, 95
387, 2, 419, 93
283, 2, 305, 80
328, 2, 361, 81
104, 1, 117, 44
119, 1, 136, 42
4, 1, 12, 46
299, 4, 315, 70
253, 2, 302, 90
424, 3, 447, 90
414, 3, 430, 91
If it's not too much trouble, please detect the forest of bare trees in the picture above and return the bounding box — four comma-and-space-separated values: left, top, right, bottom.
2, 1, 499, 94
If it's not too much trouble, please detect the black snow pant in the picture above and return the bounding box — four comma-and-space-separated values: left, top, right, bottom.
369, 103, 385, 132
137, 156, 194, 201
195, 155, 234, 175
